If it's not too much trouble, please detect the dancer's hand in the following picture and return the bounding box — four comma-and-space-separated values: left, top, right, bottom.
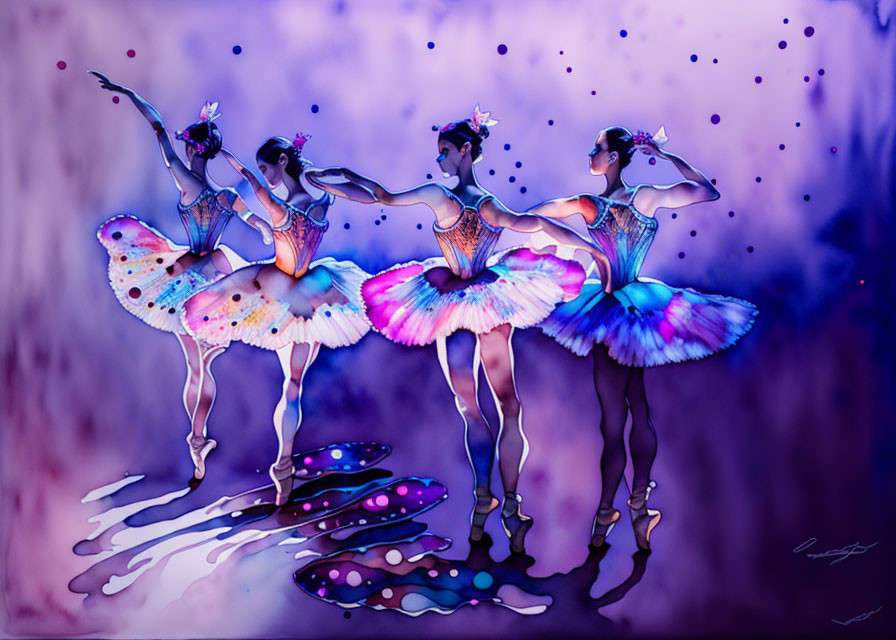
251, 217, 274, 245
89, 71, 133, 97
635, 137, 666, 159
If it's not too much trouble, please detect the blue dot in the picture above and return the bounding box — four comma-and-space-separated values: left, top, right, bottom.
710, 114, 720, 124
755, 176, 761, 182
426, 173, 432, 179
509, 176, 516, 183
671, 212, 678, 219
232, 45, 242, 55
311, 104, 319, 113
497, 44, 508, 55
803, 75, 810, 83
431, 125, 438, 131
755, 76, 762, 83
779, 144, 785, 150
818, 68, 825, 76
427, 41, 435, 49
690, 54, 698, 62
803, 194, 810, 201
804, 26, 815, 37
504, 143, 511, 150
515, 161, 522, 168
381, 214, 387, 220
344, 223, 350, 229
416, 223, 423, 230
713, 58, 718, 64
548, 119, 554, 126
783, 18, 789, 24
520, 186, 527, 194
728, 210, 735, 217
620, 29, 628, 38
488, 169, 495, 175
778, 40, 787, 49
795, 121, 800, 127
375, 220, 381, 225
678, 252, 685, 259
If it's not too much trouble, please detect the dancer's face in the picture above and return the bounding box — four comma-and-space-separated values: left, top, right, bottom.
589, 130, 616, 175
257, 153, 287, 188
436, 138, 467, 177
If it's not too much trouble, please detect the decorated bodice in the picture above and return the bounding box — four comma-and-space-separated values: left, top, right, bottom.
178, 188, 237, 254
433, 192, 502, 279
272, 194, 333, 277
586, 195, 658, 290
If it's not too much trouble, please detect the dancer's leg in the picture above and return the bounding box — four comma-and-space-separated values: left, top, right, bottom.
626, 368, 657, 491
593, 345, 632, 510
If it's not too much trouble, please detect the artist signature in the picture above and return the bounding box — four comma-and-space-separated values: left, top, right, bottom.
792, 538, 879, 565
832, 606, 883, 626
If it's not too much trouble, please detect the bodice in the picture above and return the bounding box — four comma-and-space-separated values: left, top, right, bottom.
433, 193, 502, 279
178, 188, 237, 254
272, 194, 332, 277
586, 195, 658, 289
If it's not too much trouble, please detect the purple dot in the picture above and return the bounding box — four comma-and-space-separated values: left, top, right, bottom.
803, 76, 810, 82
778, 40, 787, 49
690, 54, 698, 62
431, 125, 438, 131
427, 41, 434, 49
755, 176, 762, 182
755, 76, 762, 83
779, 143, 785, 150
783, 18, 789, 24
795, 122, 800, 127
804, 26, 815, 37
747, 246, 754, 253
713, 58, 718, 64
678, 252, 685, 259
548, 119, 554, 126
520, 186, 527, 194
591, 90, 597, 95
803, 194, 810, 201
504, 143, 511, 150
831, 147, 837, 153
728, 210, 735, 217
232, 45, 242, 55
417, 223, 423, 229
509, 176, 516, 183
497, 44, 508, 55
710, 114, 721, 124
426, 173, 432, 179
620, 29, 628, 38
56, 60, 66, 70
515, 161, 522, 168
488, 169, 496, 175
690, 230, 697, 237
112, 96, 120, 104
566, 66, 572, 73
671, 212, 678, 219
648, 157, 656, 165
559, 50, 564, 55
311, 104, 319, 113
344, 223, 350, 229
381, 214, 387, 220
126, 49, 136, 58
818, 68, 825, 76
374, 220, 381, 225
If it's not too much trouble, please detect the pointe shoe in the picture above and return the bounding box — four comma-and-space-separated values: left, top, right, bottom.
628, 481, 661, 550
501, 492, 533, 554
470, 488, 499, 542
187, 435, 217, 480
269, 460, 295, 506
590, 507, 621, 547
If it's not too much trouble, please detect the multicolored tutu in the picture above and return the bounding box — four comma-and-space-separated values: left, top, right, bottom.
97, 215, 232, 334
362, 247, 585, 346
182, 258, 371, 350
540, 277, 758, 366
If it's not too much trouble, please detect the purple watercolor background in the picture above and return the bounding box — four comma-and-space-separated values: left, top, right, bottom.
2, 0, 894, 637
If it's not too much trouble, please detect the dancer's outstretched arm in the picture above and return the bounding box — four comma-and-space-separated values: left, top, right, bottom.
306, 168, 447, 208
632, 140, 720, 215
217, 149, 275, 241
481, 199, 612, 292
89, 71, 201, 195
524, 194, 601, 224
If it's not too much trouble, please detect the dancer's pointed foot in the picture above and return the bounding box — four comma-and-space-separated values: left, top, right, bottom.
501, 492, 533, 554
470, 488, 500, 542
628, 481, 661, 550
187, 435, 217, 480
269, 460, 295, 506
590, 507, 621, 548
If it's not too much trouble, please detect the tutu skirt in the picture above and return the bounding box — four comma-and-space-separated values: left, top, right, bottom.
97, 215, 231, 334
361, 247, 586, 346
182, 258, 371, 350
540, 277, 757, 366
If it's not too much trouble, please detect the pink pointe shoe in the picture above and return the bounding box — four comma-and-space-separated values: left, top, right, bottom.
187, 435, 217, 480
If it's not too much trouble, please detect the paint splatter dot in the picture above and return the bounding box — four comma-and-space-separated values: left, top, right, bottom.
416, 223, 423, 230
56, 60, 66, 70
431, 125, 439, 131
755, 76, 762, 84
346, 571, 363, 587
329, 569, 340, 580
427, 41, 435, 49
311, 104, 319, 113
795, 122, 801, 127
497, 44, 508, 55
548, 119, 554, 126
520, 186, 527, 193
566, 66, 572, 73
344, 223, 350, 229
690, 54, 698, 62
831, 147, 837, 153
112, 96, 120, 104
509, 176, 516, 183
591, 90, 597, 95
648, 157, 656, 165
128, 287, 141, 299
783, 18, 789, 24
803, 194, 810, 201
620, 29, 628, 38
803, 75, 810, 82
747, 246, 755, 253
728, 210, 735, 217
818, 68, 825, 76
755, 176, 762, 183
489, 169, 495, 175
504, 143, 511, 150
375, 494, 389, 507
713, 58, 718, 64
303, 502, 311, 511
396, 485, 408, 496
428, 569, 439, 578
778, 40, 787, 49
859, 279, 865, 285
343, 612, 351, 619
381, 214, 387, 220
671, 212, 678, 219
710, 114, 721, 124
690, 230, 697, 237
126, 49, 136, 58
515, 161, 522, 168
232, 45, 242, 55
804, 26, 815, 37
779, 144, 785, 150
426, 173, 432, 179
678, 252, 685, 259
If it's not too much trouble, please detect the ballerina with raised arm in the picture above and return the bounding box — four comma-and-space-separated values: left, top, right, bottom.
527, 126, 757, 549
181, 134, 371, 505
306, 107, 610, 553
91, 72, 273, 480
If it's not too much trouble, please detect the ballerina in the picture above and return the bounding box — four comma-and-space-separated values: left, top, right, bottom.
91, 72, 273, 480
305, 107, 611, 552
528, 126, 757, 549
181, 134, 371, 505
